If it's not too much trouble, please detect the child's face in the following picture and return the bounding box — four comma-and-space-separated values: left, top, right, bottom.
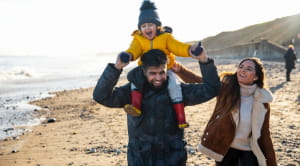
140, 23, 157, 40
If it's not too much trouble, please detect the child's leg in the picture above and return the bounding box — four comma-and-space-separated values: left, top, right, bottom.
167, 70, 188, 128
130, 83, 142, 110
124, 83, 142, 117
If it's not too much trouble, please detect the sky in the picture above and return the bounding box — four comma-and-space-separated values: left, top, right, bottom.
0, 0, 299, 57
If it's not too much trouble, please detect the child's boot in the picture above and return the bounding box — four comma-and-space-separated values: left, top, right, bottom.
173, 103, 188, 128
124, 90, 142, 117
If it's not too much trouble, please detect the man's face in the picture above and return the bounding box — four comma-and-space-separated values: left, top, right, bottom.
144, 65, 167, 88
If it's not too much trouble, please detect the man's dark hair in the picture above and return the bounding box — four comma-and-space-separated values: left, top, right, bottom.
141, 49, 167, 69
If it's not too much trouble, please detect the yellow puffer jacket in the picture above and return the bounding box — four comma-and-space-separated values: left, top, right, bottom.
126, 31, 191, 69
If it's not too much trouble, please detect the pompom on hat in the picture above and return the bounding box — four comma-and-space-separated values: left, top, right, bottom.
138, 0, 162, 29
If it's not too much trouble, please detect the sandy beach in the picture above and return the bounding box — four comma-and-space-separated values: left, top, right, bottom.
0, 58, 299, 166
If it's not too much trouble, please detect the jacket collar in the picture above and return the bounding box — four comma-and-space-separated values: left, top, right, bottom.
127, 66, 146, 92
253, 88, 273, 103
251, 87, 273, 139
231, 87, 273, 128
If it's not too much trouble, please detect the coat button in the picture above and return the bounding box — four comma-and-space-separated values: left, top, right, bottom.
216, 115, 220, 119
206, 132, 209, 135
203, 138, 206, 141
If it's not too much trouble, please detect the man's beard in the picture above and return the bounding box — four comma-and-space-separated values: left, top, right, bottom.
148, 80, 167, 91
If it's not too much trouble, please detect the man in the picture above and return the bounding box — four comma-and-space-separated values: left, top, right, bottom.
93, 48, 220, 166
284, 45, 297, 81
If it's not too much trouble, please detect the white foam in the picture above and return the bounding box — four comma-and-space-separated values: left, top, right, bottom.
0, 67, 34, 81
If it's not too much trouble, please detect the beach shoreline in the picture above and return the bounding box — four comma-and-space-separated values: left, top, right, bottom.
0, 54, 136, 141
0, 59, 299, 166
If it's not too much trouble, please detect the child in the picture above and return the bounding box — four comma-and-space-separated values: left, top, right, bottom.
120, 0, 203, 128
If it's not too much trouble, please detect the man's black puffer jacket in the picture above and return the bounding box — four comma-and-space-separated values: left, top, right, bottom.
93, 59, 220, 166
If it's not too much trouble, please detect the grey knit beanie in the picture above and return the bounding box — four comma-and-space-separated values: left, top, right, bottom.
138, 1, 161, 29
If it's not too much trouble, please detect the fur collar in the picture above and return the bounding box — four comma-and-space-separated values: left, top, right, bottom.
253, 88, 273, 103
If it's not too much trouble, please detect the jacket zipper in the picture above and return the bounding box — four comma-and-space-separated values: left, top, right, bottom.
150, 40, 153, 49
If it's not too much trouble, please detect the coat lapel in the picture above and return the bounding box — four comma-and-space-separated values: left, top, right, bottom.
251, 88, 273, 139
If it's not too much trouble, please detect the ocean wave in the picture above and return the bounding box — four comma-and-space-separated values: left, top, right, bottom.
0, 68, 33, 81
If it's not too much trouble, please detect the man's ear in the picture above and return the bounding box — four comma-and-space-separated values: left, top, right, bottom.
142, 67, 147, 76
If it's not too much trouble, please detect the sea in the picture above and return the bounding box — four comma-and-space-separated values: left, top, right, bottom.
0, 53, 134, 140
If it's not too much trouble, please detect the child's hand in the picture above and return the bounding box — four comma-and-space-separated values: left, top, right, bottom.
191, 41, 203, 56
119, 52, 131, 63
115, 52, 131, 70
190, 48, 208, 63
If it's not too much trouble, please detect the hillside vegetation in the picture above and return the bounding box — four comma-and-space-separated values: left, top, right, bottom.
190, 13, 300, 51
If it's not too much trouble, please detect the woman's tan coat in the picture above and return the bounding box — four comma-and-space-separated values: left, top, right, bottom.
175, 64, 277, 166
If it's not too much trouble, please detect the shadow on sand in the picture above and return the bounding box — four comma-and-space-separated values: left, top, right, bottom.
269, 82, 286, 94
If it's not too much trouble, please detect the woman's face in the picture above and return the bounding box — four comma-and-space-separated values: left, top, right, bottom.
140, 23, 157, 40
237, 60, 258, 85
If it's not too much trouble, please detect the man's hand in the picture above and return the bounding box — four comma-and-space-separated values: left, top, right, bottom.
115, 52, 131, 70
171, 62, 182, 73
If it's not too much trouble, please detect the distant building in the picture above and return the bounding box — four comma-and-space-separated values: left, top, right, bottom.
207, 39, 287, 60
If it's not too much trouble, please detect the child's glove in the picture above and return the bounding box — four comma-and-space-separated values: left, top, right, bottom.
191, 41, 203, 56
163, 26, 173, 33
119, 52, 131, 63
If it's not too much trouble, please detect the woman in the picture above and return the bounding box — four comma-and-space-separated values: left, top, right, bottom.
173, 57, 277, 166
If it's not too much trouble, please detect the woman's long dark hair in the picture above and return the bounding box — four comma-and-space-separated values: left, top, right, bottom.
215, 57, 266, 114
214, 72, 240, 115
